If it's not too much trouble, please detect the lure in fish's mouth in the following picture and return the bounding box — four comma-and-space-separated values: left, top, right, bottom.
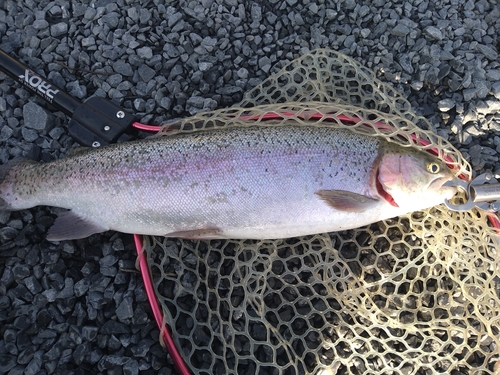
376, 169, 399, 207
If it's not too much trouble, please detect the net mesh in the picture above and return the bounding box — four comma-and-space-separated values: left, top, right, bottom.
142, 50, 499, 374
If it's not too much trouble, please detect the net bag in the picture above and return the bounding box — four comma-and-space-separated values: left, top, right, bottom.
139, 50, 499, 375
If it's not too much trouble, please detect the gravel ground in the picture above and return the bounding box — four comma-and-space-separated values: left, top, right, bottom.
0, 0, 499, 374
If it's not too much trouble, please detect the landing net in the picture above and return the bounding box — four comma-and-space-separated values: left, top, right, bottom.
138, 50, 499, 375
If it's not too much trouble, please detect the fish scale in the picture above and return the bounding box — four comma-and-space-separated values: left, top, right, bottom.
0, 125, 456, 241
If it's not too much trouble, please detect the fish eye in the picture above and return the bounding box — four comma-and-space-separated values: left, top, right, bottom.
427, 162, 440, 174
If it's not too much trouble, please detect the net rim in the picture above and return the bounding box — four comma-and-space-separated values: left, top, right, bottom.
132, 111, 500, 375
130, 49, 498, 375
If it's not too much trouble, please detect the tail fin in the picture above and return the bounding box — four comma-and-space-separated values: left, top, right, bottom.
0, 159, 36, 211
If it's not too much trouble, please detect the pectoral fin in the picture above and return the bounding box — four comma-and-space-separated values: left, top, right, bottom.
47, 211, 108, 241
315, 190, 379, 213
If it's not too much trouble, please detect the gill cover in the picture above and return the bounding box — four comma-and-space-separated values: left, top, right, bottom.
377, 147, 456, 210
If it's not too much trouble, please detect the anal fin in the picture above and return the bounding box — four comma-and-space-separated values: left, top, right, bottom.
316, 190, 379, 213
165, 227, 223, 240
47, 210, 108, 241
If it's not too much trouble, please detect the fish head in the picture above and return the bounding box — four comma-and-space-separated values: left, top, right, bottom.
376, 144, 457, 212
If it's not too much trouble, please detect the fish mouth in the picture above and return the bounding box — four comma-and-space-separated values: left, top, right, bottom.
376, 168, 399, 207
428, 176, 457, 196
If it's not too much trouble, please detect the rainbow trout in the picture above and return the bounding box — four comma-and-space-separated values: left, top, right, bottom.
0, 125, 456, 241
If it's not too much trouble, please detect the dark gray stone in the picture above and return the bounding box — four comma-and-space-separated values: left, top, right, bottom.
113, 61, 133, 76
107, 74, 123, 87
160, 97, 171, 110
10, 284, 33, 301
139, 8, 151, 24
127, 7, 139, 21
463, 87, 477, 101
203, 98, 218, 111
43, 344, 61, 361
100, 320, 130, 334
84, 7, 97, 19
0, 355, 16, 373
198, 61, 213, 72
88, 291, 106, 309
131, 338, 154, 357
33, 20, 49, 29
216, 86, 242, 95
167, 12, 183, 27
99, 255, 118, 267
88, 348, 103, 364
424, 26, 443, 40
438, 98, 455, 112
74, 278, 90, 297
82, 325, 99, 341
137, 46, 153, 59
186, 96, 205, 113
107, 334, 121, 350
123, 359, 139, 375
438, 64, 451, 79
24, 351, 43, 375
476, 44, 498, 60
392, 24, 410, 37
17, 346, 36, 365
24, 276, 42, 294
138, 65, 156, 82
13, 315, 31, 330
13, 264, 30, 280
57, 278, 74, 299
128, 304, 147, 325
50, 22, 68, 37
0, 295, 10, 310
23, 101, 52, 131
116, 295, 134, 321
133, 98, 146, 111
73, 343, 88, 364
100, 354, 131, 367
102, 13, 120, 28
163, 43, 180, 58
248, 4, 261, 27
485, 70, 500, 81
475, 79, 489, 98
66, 81, 87, 99
0, 125, 13, 141
492, 82, 500, 99
21, 127, 38, 142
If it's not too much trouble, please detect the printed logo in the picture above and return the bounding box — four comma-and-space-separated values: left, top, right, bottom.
19, 69, 59, 101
